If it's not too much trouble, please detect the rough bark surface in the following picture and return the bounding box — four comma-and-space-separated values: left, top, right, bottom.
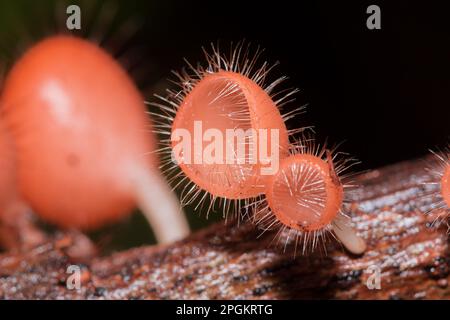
0, 158, 449, 299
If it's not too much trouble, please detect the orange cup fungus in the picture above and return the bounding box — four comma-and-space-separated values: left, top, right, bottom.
254, 140, 366, 255
154, 43, 366, 255
153, 43, 301, 218
171, 69, 289, 199
426, 149, 450, 228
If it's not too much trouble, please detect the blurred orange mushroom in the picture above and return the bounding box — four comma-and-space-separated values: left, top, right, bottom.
0, 36, 189, 243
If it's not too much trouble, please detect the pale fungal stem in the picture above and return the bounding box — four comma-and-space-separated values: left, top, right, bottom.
331, 212, 366, 255
132, 167, 190, 243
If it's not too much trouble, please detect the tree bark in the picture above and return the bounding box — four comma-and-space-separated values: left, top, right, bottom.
0, 158, 449, 299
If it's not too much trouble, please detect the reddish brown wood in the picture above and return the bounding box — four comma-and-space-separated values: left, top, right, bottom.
0, 159, 449, 299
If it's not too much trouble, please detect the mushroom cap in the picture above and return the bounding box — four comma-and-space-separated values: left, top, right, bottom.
172, 70, 289, 199
265, 154, 343, 232
1, 36, 155, 229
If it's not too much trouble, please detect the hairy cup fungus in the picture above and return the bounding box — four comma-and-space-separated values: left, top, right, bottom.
152, 43, 304, 217
0, 35, 189, 243
252, 138, 367, 255
426, 149, 450, 230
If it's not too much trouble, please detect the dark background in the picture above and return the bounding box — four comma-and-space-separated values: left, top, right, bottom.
0, 0, 448, 249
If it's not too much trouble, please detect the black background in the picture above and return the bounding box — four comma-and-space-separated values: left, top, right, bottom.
0, 299, 441, 316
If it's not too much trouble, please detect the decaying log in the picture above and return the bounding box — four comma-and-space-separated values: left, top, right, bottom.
0, 158, 449, 299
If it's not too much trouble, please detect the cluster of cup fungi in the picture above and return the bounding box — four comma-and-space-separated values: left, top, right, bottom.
0, 35, 448, 257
